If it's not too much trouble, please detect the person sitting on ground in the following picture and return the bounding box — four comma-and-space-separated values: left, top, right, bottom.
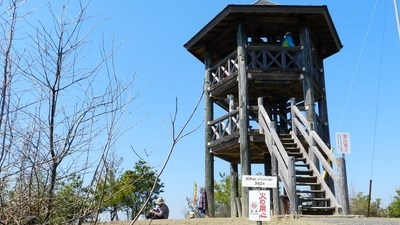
146, 197, 169, 219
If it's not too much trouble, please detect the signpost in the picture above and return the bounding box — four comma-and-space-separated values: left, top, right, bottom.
242, 175, 277, 224
335, 132, 351, 154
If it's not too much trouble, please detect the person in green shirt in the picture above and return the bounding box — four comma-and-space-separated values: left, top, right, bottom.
282, 32, 295, 47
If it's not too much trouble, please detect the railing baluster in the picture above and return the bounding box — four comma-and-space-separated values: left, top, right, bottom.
208, 110, 240, 142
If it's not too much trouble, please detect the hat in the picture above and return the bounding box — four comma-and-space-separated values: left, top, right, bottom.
285, 31, 292, 36
155, 197, 165, 205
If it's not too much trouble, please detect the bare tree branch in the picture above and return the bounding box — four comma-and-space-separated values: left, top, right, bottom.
130, 91, 204, 225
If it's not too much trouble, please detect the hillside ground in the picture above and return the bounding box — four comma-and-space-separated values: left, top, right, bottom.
94, 215, 400, 225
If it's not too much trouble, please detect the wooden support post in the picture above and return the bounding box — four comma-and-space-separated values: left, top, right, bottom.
316, 59, 330, 144
258, 97, 264, 134
299, 26, 316, 125
229, 95, 235, 133
316, 51, 335, 194
204, 50, 215, 217
230, 163, 239, 217
236, 198, 242, 218
271, 153, 279, 215
290, 98, 297, 135
237, 20, 250, 217
264, 154, 271, 176
288, 156, 298, 215
337, 156, 350, 214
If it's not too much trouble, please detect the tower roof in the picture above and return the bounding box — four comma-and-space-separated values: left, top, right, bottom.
184, 4, 342, 63
253, 0, 279, 5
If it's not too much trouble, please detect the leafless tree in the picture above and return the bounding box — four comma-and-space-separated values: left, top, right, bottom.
0, 0, 28, 222
129, 95, 204, 225
1, 1, 204, 224
0, 0, 138, 224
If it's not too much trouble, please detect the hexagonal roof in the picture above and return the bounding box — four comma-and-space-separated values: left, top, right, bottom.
184, 4, 342, 63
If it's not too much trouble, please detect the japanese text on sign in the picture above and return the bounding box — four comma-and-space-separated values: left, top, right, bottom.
336, 132, 351, 154
249, 190, 271, 221
242, 175, 277, 188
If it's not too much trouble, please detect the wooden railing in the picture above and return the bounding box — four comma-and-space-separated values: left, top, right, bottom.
209, 46, 303, 87
257, 98, 298, 214
207, 109, 240, 146
290, 99, 344, 213
247, 45, 303, 71
210, 51, 239, 86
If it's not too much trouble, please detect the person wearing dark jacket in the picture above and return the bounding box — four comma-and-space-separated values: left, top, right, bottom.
146, 197, 169, 219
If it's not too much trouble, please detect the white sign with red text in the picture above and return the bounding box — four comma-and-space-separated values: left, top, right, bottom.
249, 190, 271, 221
336, 132, 351, 154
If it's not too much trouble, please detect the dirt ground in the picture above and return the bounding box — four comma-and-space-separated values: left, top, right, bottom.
94, 216, 400, 225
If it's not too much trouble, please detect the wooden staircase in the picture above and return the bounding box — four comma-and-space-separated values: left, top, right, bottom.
280, 134, 336, 215
257, 97, 348, 215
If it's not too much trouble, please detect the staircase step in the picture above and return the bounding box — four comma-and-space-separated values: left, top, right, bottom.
297, 189, 325, 194
287, 152, 303, 158
297, 190, 326, 198
296, 176, 317, 183
295, 170, 313, 176
299, 206, 336, 215
286, 147, 300, 152
295, 157, 307, 163
280, 137, 294, 142
299, 197, 330, 202
296, 182, 321, 187
278, 134, 292, 138
281, 140, 297, 148
295, 163, 309, 168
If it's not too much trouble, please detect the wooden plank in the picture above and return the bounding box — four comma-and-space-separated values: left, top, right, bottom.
248, 73, 303, 80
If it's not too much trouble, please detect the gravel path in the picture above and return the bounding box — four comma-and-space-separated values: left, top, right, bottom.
305, 216, 400, 225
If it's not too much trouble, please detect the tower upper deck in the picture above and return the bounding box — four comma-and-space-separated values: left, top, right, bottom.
184, 4, 342, 64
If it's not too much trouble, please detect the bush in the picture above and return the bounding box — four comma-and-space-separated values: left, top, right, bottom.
387, 189, 400, 218
350, 192, 385, 217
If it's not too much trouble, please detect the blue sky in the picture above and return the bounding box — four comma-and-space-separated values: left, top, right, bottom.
27, 0, 399, 219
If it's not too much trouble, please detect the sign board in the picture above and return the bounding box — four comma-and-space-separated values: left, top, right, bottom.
249, 190, 271, 221
242, 175, 277, 188
336, 132, 351, 154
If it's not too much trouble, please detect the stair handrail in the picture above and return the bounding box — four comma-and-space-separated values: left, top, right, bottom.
258, 98, 297, 213
290, 101, 342, 212
290, 132, 341, 210
291, 105, 338, 183
258, 103, 290, 169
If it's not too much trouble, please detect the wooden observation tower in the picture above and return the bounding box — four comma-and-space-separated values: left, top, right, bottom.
184, 0, 349, 217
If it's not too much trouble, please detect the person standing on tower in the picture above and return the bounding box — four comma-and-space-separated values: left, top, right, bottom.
282, 31, 295, 47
